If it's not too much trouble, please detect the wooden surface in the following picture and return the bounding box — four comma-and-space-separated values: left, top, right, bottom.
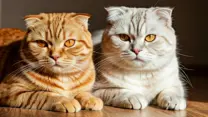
0, 76, 207, 117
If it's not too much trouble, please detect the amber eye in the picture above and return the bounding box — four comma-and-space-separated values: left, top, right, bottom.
64, 39, 76, 47
145, 34, 156, 42
36, 40, 48, 47
118, 34, 131, 41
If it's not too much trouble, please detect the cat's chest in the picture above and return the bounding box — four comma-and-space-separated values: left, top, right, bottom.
123, 73, 157, 88
51, 76, 80, 97
57, 77, 75, 90
106, 71, 159, 90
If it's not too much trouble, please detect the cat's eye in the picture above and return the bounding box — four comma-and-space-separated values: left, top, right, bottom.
35, 40, 48, 47
145, 34, 156, 42
118, 34, 131, 42
64, 39, 76, 47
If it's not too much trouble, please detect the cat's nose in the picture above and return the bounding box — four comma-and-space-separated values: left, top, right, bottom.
132, 48, 140, 55
50, 55, 60, 61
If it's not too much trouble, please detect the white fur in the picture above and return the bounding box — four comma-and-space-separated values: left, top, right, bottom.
93, 7, 186, 110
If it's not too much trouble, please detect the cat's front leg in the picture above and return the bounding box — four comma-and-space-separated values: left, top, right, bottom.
156, 86, 186, 110
0, 84, 81, 112
93, 89, 149, 109
75, 92, 103, 110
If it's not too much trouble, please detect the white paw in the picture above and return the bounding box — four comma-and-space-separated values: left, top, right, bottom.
157, 95, 186, 110
111, 94, 148, 110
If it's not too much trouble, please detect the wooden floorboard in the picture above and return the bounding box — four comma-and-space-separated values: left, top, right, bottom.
0, 76, 207, 117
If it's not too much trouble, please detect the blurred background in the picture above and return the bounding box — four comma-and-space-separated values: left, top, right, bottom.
0, 0, 207, 68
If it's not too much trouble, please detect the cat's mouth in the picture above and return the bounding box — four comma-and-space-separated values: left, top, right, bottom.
53, 63, 64, 68
133, 57, 144, 62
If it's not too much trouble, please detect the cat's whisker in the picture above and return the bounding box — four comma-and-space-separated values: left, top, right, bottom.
95, 56, 117, 67
179, 64, 194, 71
179, 69, 192, 87
179, 67, 193, 87
12, 60, 26, 66
95, 57, 122, 69
154, 0, 160, 6
35, 66, 44, 74
95, 56, 124, 65
12, 58, 36, 66
8, 63, 34, 78
177, 53, 193, 58
93, 53, 120, 61
39, 62, 50, 65
33, 65, 44, 71
96, 60, 116, 70
95, 58, 124, 74
39, 59, 48, 62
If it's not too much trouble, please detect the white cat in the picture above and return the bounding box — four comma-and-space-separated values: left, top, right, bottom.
93, 6, 186, 110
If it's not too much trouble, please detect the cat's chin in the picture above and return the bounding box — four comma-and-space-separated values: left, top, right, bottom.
122, 58, 145, 67
110, 59, 145, 70
115, 59, 158, 71
43, 66, 68, 75
51, 66, 63, 72
124, 62, 144, 69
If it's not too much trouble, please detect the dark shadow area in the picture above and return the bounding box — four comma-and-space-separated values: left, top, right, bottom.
0, 40, 22, 80
187, 75, 208, 102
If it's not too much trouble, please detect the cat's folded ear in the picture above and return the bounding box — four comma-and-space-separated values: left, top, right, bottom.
73, 13, 91, 30
24, 14, 43, 29
153, 7, 173, 27
105, 6, 128, 23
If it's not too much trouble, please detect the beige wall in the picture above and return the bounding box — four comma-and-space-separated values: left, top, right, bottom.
1, 0, 207, 66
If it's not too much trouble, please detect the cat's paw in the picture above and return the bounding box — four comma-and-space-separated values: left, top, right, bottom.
79, 97, 103, 110
157, 95, 186, 110
111, 94, 148, 109
52, 98, 81, 113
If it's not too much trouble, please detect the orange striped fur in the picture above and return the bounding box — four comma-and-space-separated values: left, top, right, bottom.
0, 28, 26, 46
0, 13, 103, 112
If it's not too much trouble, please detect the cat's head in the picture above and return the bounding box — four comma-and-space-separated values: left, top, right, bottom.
21, 13, 92, 74
102, 7, 177, 71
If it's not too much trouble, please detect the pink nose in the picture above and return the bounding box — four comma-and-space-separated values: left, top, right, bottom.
51, 55, 60, 61
133, 49, 140, 55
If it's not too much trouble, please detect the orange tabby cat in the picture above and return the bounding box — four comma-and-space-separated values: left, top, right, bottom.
0, 13, 103, 112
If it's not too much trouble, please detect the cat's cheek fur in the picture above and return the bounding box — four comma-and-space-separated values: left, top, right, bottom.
28, 43, 48, 59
